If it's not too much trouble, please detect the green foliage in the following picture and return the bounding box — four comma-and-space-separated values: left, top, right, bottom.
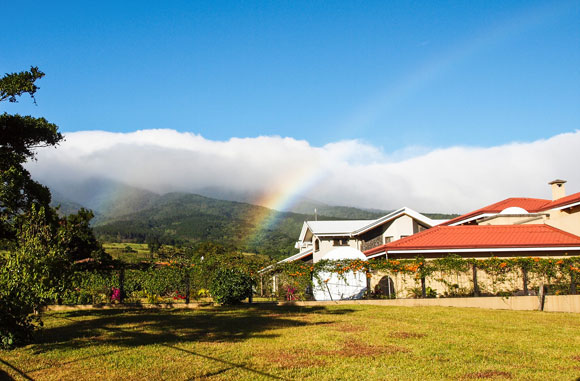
122, 245, 137, 253
0, 67, 107, 348
61, 208, 109, 263
0, 206, 67, 348
269, 255, 580, 298
407, 286, 437, 298
146, 235, 162, 255
140, 266, 188, 299
210, 268, 253, 305
90, 192, 418, 259
0, 66, 45, 103
422, 212, 461, 220
156, 245, 183, 261
62, 271, 113, 305
288, 200, 386, 219
1, 68, 63, 245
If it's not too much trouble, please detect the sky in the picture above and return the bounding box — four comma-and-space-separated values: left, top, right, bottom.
3, 1, 580, 213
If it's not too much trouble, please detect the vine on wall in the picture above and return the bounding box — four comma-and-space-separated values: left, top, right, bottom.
271, 255, 580, 299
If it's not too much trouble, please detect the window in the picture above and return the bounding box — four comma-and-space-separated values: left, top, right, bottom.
333, 239, 349, 246
314, 239, 320, 252
384, 236, 393, 244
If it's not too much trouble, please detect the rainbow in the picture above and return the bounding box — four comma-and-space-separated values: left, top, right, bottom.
243, 163, 327, 248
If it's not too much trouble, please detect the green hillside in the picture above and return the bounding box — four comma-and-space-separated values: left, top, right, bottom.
287, 198, 386, 219
92, 193, 317, 259
49, 179, 460, 260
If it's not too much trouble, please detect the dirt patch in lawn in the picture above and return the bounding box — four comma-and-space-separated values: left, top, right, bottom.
330, 323, 367, 333
270, 351, 326, 369
337, 339, 408, 357
389, 331, 426, 339
265, 339, 408, 368
315, 339, 409, 358
462, 370, 512, 379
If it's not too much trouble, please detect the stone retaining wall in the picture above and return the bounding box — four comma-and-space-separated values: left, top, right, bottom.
44, 295, 580, 313
278, 294, 580, 313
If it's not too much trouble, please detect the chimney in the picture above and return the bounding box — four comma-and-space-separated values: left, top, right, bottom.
549, 179, 566, 200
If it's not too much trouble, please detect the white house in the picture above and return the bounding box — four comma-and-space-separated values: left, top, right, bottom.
286, 207, 443, 264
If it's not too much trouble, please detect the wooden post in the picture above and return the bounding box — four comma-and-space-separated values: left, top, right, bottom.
570, 270, 577, 295
185, 272, 191, 304
366, 272, 371, 300
538, 283, 545, 311
522, 267, 529, 295
260, 275, 264, 297
421, 277, 426, 298
119, 267, 125, 304
472, 264, 480, 297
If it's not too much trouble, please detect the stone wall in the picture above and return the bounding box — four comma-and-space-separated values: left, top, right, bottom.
278, 295, 580, 313
370, 268, 559, 299
359, 226, 386, 252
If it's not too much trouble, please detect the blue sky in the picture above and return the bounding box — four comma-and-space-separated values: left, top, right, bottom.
2, 1, 579, 151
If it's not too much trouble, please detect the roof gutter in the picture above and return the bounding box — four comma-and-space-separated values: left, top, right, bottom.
366, 245, 580, 259
385, 246, 580, 254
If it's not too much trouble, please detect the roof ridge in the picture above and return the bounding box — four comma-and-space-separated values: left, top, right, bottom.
440, 196, 554, 226
538, 190, 580, 211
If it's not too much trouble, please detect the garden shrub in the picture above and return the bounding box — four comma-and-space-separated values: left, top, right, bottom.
61, 271, 113, 305
210, 268, 253, 305
0, 294, 38, 349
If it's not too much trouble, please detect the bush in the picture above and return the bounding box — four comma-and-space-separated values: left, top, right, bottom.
407, 286, 437, 299
0, 296, 38, 349
210, 268, 253, 305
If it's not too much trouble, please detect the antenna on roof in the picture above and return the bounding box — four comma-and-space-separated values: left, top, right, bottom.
314, 208, 318, 221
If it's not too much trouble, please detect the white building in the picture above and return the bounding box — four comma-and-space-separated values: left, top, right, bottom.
283, 207, 443, 264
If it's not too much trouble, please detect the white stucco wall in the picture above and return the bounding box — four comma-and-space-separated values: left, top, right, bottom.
546, 208, 580, 236
383, 215, 416, 242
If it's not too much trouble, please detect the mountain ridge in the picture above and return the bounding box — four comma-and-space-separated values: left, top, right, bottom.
47, 178, 459, 259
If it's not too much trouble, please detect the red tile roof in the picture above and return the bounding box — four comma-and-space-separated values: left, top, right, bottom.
364, 225, 580, 255
440, 197, 552, 226
538, 191, 580, 211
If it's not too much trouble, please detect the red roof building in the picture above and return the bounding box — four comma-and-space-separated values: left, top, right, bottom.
365, 225, 580, 259
440, 197, 553, 226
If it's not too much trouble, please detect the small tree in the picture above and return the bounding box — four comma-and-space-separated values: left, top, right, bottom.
210, 268, 253, 305
0, 206, 67, 347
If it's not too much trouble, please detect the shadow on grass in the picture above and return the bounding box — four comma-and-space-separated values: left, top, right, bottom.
0, 358, 33, 380
37, 305, 352, 351
19, 305, 355, 379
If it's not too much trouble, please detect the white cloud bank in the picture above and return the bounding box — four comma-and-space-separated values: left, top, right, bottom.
27, 129, 580, 213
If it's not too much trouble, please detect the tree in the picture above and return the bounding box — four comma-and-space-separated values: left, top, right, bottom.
209, 268, 253, 305
61, 208, 108, 263
0, 67, 107, 347
0, 67, 63, 246
0, 206, 66, 347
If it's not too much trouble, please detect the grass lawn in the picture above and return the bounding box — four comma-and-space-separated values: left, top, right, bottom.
0, 305, 579, 380
102, 243, 151, 263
